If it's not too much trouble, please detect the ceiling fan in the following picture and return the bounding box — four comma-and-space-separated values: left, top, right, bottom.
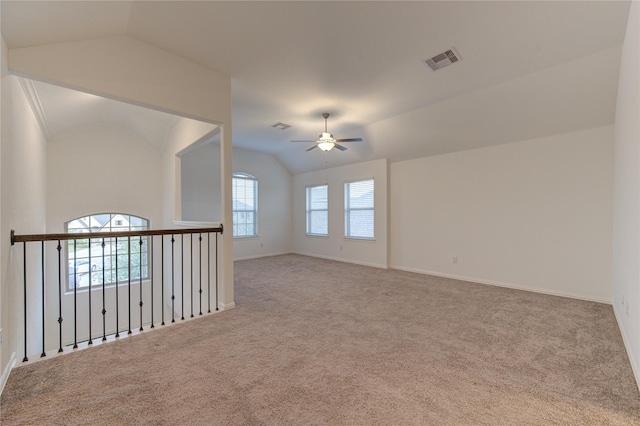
291, 113, 363, 152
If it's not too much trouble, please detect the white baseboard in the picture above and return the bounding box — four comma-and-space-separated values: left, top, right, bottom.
388, 264, 611, 305
613, 304, 640, 392
0, 352, 16, 396
219, 302, 235, 310
234, 251, 291, 262
293, 251, 388, 270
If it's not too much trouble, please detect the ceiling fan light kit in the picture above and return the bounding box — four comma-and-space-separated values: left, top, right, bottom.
291, 112, 363, 153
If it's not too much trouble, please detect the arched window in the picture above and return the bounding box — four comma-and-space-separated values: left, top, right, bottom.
65, 213, 150, 290
232, 173, 258, 237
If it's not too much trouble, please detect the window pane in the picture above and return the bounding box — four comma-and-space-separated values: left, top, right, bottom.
346, 210, 374, 239
65, 213, 149, 290
309, 211, 328, 235
306, 185, 328, 235
345, 179, 374, 239
233, 174, 258, 237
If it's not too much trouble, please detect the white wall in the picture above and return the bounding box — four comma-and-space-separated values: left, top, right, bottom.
43, 124, 164, 352
293, 158, 388, 268
181, 140, 221, 222
233, 147, 292, 260
47, 124, 163, 231
1, 37, 48, 383
390, 126, 614, 303
8, 35, 235, 310
612, 1, 640, 388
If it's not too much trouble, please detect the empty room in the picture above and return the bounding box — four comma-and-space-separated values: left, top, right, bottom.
1, 1, 639, 424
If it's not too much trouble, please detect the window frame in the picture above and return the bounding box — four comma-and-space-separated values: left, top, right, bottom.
65, 213, 150, 292
306, 184, 329, 236
232, 172, 258, 238
344, 178, 375, 240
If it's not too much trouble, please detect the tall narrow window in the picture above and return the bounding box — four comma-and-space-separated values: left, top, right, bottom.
66, 213, 149, 290
306, 184, 328, 236
345, 179, 374, 239
232, 172, 258, 237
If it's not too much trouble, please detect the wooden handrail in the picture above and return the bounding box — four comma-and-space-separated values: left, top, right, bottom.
10, 225, 223, 245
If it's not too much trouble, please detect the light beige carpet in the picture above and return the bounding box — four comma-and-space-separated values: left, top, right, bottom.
1, 254, 639, 425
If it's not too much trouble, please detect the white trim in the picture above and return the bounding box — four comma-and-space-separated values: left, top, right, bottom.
17, 77, 50, 139
234, 251, 291, 262
293, 251, 388, 270
173, 220, 221, 228
219, 302, 236, 310
613, 304, 640, 392
0, 352, 16, 396
389, 264, 612, 305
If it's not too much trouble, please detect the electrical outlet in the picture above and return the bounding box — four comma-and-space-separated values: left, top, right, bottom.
453, 257, 458, 264
340, 245, 343, 251
0, 328, 3, 345
260, 243, 263, 248
626, 304, 630, 318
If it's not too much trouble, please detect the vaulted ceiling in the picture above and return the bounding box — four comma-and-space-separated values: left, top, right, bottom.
1, 1, 631, 174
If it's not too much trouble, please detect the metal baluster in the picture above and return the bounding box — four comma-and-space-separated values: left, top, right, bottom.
215, 231, 219, 311
150, 236, 154, 329
199, 233, 202, 316
23, 243, 28, 362
102, 238, 106, 341
41, 241, 46, 357
57, 241, 63, 353
171, 235, 175, 323
139, 236, 144, 331
128, 236, 132, 335
181, 234, 184, 321
115, 237, 120, 338
88, 237, 92, 345
161, 235, 165, 326
207, 233, 211, 314
190, 233, 194, 318
73, 239, 78, 349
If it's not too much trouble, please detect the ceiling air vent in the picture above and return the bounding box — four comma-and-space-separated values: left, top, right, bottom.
272, 122, 292, 130
423, 48, 462, 71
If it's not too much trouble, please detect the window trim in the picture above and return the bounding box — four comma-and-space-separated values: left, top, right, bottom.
232, 172, 258, 238
344, 178, 375, 240
306, 184, 329, 236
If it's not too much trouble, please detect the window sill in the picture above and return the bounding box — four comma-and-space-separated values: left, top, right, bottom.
343, 237, 376, 243
306, 234, 329, 238
234, 235, 259, 240
65, 278, 151, 295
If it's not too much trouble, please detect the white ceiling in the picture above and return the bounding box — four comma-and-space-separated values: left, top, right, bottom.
1, 1, 631, 174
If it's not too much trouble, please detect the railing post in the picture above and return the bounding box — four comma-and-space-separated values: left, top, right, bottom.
190, 233, 194, 318
171, 235, 175, 323
150, 236, 155, 329
115, 237, 120, 338
199, 233, 203, 316
23, 243, 28, 362
181, 234, 184, 321
88, 238, 93, 345
57, 241, 63, 353
139, 236, 144, 332
73, 239, 78, 349
41, 241, 46, 358
101, 238, 106, 342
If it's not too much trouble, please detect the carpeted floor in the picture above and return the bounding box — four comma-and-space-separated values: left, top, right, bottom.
1, 254, 639, 425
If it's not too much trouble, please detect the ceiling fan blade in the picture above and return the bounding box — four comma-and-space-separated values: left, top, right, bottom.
291, 140, 317, 143
306, 145, 318, 151
335, 137, 363, 143
334, 144, 348, 151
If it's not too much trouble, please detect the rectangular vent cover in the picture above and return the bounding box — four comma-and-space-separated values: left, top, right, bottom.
424, 48, 461, 71
272, 122, 292, 130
